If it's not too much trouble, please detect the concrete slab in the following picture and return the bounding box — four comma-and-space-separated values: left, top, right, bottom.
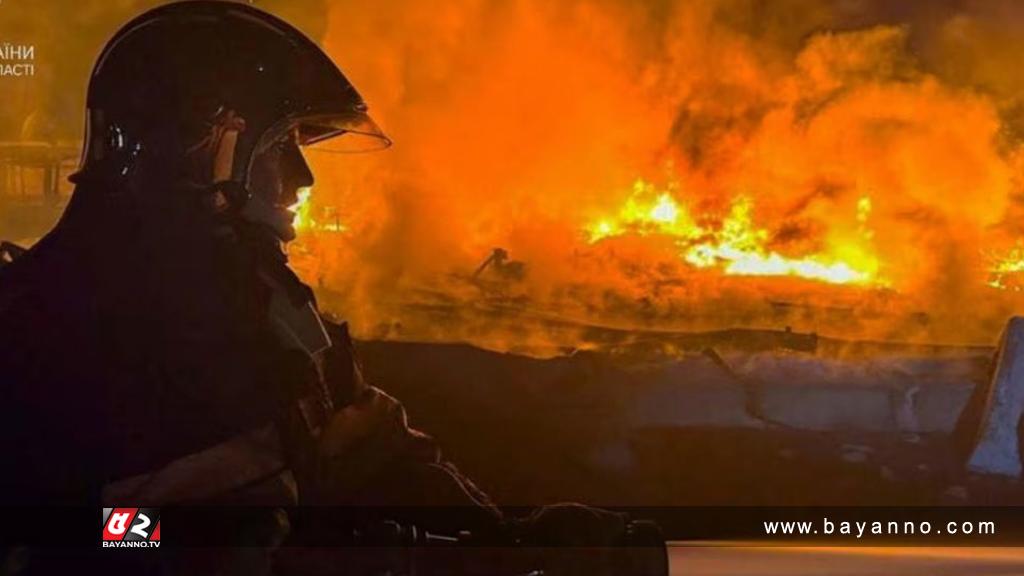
960, 317, 1024, 477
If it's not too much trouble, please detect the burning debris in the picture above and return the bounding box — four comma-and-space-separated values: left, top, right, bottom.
473, 248, 526, 282
987, 244, 1024, 291
280, 0, 1024, 350
584, 178, 882, 286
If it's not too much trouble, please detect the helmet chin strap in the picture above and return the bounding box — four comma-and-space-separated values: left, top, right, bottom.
210, 113, 327, 354
189, 109, 296, 242
210, 135, 332, 378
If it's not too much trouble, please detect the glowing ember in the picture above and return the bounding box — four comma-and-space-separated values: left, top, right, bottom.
987, 244, 1024, 291
586, 179, 883, 286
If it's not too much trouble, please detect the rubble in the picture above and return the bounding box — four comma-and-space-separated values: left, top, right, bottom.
356, 332, 1008, 505
627, 351, 978, 433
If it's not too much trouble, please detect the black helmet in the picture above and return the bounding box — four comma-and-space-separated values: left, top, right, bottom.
74, 0, 389, 198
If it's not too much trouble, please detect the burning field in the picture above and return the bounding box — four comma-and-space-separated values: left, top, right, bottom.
272, 0, 1024, 354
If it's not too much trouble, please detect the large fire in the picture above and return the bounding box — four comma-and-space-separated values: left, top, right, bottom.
6, 1, 1024, 355
283, 0, 1024, 353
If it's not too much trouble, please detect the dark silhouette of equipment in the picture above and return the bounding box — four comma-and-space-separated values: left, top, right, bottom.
474, 248, 526, 282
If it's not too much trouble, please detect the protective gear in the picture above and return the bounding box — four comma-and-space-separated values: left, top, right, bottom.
74, 0, 389, 206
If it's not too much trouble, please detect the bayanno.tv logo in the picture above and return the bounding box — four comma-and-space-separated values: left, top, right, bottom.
101, 508, 161, 548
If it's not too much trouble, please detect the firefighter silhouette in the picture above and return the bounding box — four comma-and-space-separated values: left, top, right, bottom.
0, 3, 665, 575
0, 0, 492, 515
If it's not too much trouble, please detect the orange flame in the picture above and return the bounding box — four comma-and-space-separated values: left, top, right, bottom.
290, 187, 348, 234
302, 1, 1024, 350
987, 243, 1024, 291
586, 179, 884, 286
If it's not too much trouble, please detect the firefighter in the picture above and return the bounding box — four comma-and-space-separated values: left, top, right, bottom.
0, 3, 663, 574
0, 0, 493, 535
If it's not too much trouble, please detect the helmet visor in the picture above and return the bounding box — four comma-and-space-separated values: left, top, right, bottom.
255, 112, 392, 156
300, 113, 392, 153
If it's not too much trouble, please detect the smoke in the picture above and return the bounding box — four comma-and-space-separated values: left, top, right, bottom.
288, 0, 1024, 351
